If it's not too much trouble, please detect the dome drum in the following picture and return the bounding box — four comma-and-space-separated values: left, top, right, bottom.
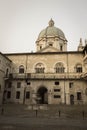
36, 19, 67, 52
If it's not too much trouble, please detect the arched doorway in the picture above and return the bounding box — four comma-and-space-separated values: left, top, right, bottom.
37, 87, 48, 104
70, 95, 74, 105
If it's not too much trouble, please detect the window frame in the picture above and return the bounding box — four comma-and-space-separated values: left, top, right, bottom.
55, 62, 65, 73
19, 65, 24, 73
8, 82, 12, 88
75, 64, 82, 73
55, 81, 59, 85
35, 63, 45, 73
17, 82, 21, 88
77, 92, 82, 100
16, 91, 20, 99
54, 95, 61, 98
54, 89, 60, 92
7, 91, 11, 99
26, 91, 30, 99
69, 82, 74, 89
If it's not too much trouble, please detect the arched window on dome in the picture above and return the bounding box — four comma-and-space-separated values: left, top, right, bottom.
60, 45, 63, 51
40, 45, 42, 50
48, 42, 53, 46
35, 63, 45, 73
75, 63, 82, 73
54, 62, 65, 73
19, 65, 24, 73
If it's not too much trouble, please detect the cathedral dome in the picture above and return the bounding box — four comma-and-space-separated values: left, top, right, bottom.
37, 19, 66, 41
36, 19, 67, 52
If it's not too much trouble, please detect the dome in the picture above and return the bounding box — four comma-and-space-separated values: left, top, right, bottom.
37, 19, 66, 40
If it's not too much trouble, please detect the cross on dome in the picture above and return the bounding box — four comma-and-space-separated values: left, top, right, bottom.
48, 18, 54, 27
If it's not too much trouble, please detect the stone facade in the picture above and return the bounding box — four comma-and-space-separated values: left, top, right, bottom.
0, 19, 87, 105
0, 52, 11, 105
4, 51, 87, 105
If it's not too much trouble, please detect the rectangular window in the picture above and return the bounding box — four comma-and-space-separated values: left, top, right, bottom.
55, 81, 59, 85
77, 92, 81, 100
54, 89, 60, 92
8, 82, 12, 88
17, 82, 21, 88
16, 91, 20, 99
7, 91, 11, 99
69, 82, 73, 88
54, 95, 61, 98
49, 43, 52, 46
26, 91, 30, 99
27, 82, 31, 85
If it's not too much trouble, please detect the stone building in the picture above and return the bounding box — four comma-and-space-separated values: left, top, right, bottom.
1, 19, 87, 105
0, 52, 11, 105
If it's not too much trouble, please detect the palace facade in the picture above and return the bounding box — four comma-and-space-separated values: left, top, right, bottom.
0, 19, 87, 105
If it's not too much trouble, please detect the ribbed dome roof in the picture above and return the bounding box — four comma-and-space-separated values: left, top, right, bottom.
38, 19, 66, 40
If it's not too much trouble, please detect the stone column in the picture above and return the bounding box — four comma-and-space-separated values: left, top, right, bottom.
32, 89, 37, 104
66, 93, 70, 105
48, 90, 52, 104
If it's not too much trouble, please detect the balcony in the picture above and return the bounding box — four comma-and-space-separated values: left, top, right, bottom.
5, 72, 82, 80
80, 72, 87, 80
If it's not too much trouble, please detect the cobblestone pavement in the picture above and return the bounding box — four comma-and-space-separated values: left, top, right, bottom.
0, 116, 87, 130
0, 104, 87, 130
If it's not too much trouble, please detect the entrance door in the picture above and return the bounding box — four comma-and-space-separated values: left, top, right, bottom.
70, 95, 74, 105
37, 87, 48, 104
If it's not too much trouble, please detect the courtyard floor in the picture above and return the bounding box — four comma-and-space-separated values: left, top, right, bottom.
0, 104, 87, 130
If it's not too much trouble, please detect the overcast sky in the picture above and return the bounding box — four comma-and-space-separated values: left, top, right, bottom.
0, 0, 87, 53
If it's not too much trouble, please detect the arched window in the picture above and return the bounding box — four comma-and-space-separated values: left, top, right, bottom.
60, 45, 63, 51
19, 65, 24, 73
75, 64, 82, 73
35, 63, 45, 73
55, 62, 65, 73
